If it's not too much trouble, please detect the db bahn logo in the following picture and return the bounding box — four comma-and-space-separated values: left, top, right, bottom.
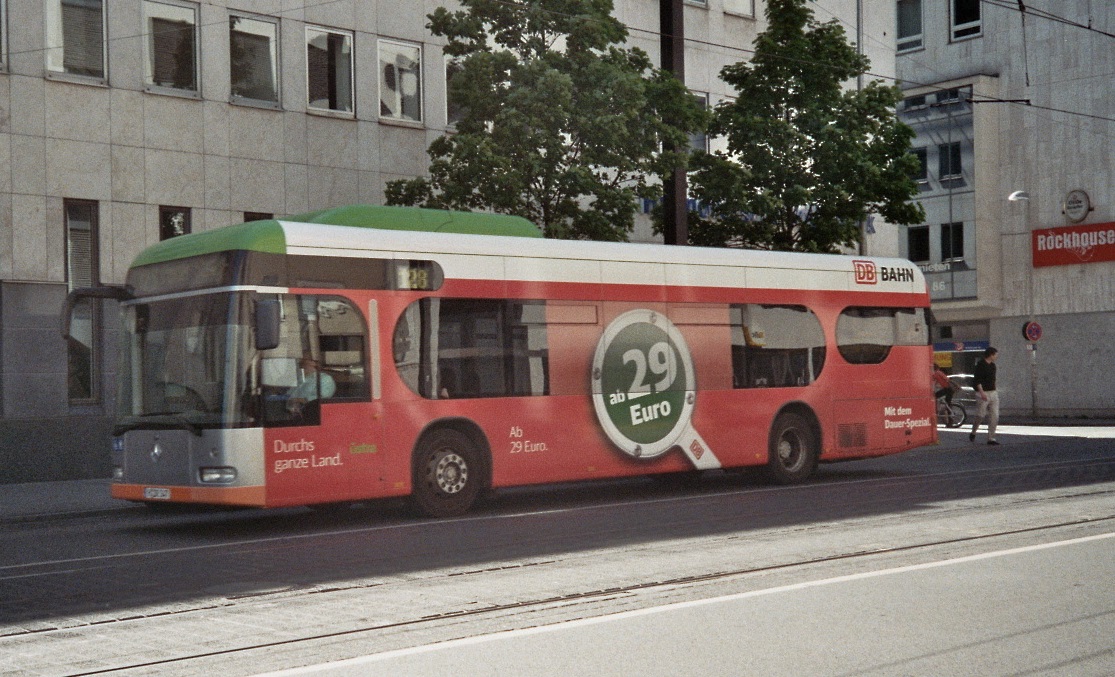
853, 260, 916, 284
854, 260, 877, 284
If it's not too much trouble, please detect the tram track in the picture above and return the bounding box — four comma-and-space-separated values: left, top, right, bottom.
0, 451, 1111, 674
47, 508, 1115, 677
2, 454, 1115, 595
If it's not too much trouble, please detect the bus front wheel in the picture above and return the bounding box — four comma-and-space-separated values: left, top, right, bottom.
412, 428, 484, 518
765, 412, 818, 484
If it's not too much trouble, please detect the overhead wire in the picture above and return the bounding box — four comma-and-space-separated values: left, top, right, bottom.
805, 0, 1115, 136
980, 0, 1115, 40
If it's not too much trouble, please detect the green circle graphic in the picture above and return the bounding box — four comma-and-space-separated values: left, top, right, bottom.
598, 321, 687, 446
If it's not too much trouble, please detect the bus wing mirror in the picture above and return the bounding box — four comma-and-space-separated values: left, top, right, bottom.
255, 299, 282, 351
61, 286, 132, 341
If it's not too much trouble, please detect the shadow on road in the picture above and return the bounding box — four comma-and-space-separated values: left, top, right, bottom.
2, 432, 1113, 627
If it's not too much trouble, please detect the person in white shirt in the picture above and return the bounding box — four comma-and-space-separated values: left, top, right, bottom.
286, 356, 336, 413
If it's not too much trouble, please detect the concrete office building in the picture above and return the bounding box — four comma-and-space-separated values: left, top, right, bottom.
896, 0, 1115, 417
0, 0, 896, 482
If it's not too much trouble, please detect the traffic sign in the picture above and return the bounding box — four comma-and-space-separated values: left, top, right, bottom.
1022, 321, 1043, 342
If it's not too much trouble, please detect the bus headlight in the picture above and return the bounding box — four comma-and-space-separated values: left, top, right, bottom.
199, 467, 237, 483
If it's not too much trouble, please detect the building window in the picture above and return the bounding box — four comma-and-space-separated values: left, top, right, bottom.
896, 0, 922, 52
724, 0, 755, 17
951, 0, 981, 39
379, 39, 422, 122
690, 92, 709, 153
160, 206, 191, 240
903, 94, 927, 111
306, 26, 353, 113
46, 0, 106, 78
230, 15, 279, 104
936, 87, 965, 105
907, 225, 929, 263
445, 57, 464, 127
938, 141, 962, 179
941, 222, 964, 261
144, 0, 199, 93
911, 148, 928, 183
244, 212, 273, 222
66, 200, 100, 403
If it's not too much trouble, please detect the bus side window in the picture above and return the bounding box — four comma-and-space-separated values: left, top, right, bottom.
316, 297, 369, 400
730, 304, 826, 388
394, 302, 427, 397
393, 298, 549, 400
434, 299, 548, 399
836, 307, 926, 364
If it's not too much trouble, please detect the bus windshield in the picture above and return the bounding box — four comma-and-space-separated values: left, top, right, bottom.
116, 292, 253, 435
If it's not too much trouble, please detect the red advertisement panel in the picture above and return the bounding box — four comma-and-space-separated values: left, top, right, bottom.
1032, 222, 1115, 267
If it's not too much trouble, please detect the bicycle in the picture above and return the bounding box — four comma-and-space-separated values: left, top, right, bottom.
936, 395, 966, 428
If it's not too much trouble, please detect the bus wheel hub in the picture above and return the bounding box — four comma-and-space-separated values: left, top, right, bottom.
432, 452, 468, 495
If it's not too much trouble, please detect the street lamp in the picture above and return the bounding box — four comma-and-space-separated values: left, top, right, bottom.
1007, 190, 1037, 418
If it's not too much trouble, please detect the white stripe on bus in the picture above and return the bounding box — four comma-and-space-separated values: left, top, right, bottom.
279, 222, 924, 294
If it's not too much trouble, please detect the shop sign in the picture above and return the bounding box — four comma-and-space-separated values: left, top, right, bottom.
932, 340, 990, 353
917, 260, 971, 274
1032, 222, 1115, 267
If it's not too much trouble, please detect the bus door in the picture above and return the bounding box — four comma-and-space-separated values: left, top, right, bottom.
335, 298, 384, 493
261, 294, 378, 504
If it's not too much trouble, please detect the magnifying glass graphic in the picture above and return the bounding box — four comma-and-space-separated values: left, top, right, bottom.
591, 309, 721, 470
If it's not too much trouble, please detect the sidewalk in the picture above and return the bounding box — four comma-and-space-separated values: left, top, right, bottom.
998, 412, 1115, 426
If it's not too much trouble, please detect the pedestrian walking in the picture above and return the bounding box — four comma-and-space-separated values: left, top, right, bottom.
969, 346, 1000, 445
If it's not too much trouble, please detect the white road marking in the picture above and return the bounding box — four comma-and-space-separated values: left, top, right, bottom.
255, 531, 1115, 676
972, 424, 1115, 439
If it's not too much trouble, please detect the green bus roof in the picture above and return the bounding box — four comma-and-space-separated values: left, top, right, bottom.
284, 205, 542, 238
131, 220, 287, 268
130, 205, 542, 268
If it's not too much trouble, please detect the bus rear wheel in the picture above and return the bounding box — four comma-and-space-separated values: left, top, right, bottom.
765, 412, 818, 484
412, 428, 484, 518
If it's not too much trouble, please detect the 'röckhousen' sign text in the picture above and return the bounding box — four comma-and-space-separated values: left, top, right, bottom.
1032, 222, 1115, 268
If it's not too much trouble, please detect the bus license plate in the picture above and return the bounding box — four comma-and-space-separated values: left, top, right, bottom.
143, 487, 171, 500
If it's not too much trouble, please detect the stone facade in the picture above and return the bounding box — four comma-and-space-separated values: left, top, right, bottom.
897, 0, 1115, 417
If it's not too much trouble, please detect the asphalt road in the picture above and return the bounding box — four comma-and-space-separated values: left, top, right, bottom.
1, 424, 1113, 676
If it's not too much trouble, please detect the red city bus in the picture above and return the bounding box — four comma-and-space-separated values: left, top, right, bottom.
66, 205, 936, 517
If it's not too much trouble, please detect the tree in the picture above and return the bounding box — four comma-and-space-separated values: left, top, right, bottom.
686, 0, 924, 253
385, 0, 706, 241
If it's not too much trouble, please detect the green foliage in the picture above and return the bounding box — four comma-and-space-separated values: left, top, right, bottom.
687, 0, 924, 252
385, 0, 706, 240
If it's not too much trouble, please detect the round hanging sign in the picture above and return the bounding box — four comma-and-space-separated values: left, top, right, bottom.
1064, 190, 1090, 223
